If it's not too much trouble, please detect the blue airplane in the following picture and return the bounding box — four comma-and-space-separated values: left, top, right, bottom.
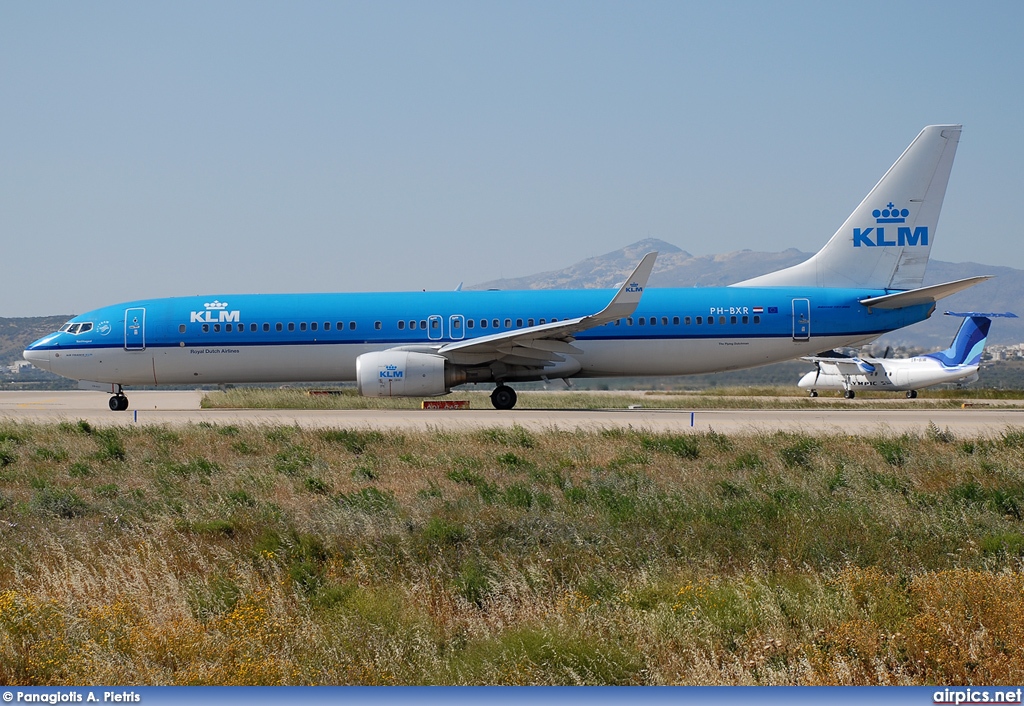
799, 312, 1016, 398
24, 125, 989, 411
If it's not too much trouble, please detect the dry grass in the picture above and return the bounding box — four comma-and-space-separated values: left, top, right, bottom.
1, 420, 1024, 684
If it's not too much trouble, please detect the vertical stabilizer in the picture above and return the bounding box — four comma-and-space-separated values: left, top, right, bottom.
925, 316, 991, 367
734, 125, 961, 290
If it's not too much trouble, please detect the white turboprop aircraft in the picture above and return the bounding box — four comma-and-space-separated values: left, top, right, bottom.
799, 312, 1015, 398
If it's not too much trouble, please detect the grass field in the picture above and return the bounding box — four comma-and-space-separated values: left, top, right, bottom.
199, 386, 1024, 411
2, 420, 1023, 684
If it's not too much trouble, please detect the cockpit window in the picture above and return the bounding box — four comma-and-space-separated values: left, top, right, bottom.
62, 322, 93, 335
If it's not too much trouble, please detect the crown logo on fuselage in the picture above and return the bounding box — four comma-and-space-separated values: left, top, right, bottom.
190, 299, 240, 324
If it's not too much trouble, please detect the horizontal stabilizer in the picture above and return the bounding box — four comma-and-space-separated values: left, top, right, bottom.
944, 311, 1018, 319
859, 276, 991, 310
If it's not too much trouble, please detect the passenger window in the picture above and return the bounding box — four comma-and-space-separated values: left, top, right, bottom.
650, 317, 656, 325
516, 319, 523, 327
350, 321, 356, 330
179, 324, 186, 333
467, 320, 474, 329
673, 316, 679, 325
627, 317, 633, 325
324, 322, 331, 331
492, 319, 499, 328
337, 322, 344, 331
684, 316, 690, 325
539, 319, 546, 325
528, 319, 534, 326
708, 317, 714, 325
504, 318, 511, 327
374, 321, 382, 330
431, 319, 439, 329
452, 319, 461, 330
742, 316, 748, 324
730, 316, 736, 324
696, 316, 703, 324
418, 321, 425, 330
754, 315, 760, 324
202, 324, 209, 333
410, 321, 417, 330
638, 318, 645, 326
288, 323, 295, 332
719, 316, 726, 324
398, 321, 405, 330
300, 323, 307, 331
276, 323, 283, 332
214, 324, 221, 333
480, 320, 487, 328
263, 323, 270, 332
310, 322, 317, 331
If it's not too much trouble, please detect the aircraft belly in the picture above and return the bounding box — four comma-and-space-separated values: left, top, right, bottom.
573, 336, 867, 376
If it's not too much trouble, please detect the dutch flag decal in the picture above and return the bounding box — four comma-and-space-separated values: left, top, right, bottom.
752, 306, 763, 314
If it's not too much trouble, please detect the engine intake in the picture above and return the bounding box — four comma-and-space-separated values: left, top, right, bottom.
356, 351, 460, 398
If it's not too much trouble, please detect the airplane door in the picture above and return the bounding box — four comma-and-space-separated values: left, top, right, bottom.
427, 315, 443, 341
792, 299, 810, 341
125, 307, 146, 350
449, 314, 465, 340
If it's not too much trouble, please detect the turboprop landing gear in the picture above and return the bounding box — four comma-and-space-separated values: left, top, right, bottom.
109, 386, 129, 411
490, 384, 518, 410
808, 390, 818, 398
844, 390, 856, 399
906, 390, 918, 399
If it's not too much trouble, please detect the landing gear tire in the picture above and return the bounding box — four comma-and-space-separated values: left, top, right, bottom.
844, 390, 855, 399
490, 385, 518, 410
906, 390, 918, 399
809, 390, 818, 398
109, 395, 129, 411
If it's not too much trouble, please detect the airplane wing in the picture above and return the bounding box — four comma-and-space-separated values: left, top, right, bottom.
431, 252, 658, 368
801, 352, 875, 374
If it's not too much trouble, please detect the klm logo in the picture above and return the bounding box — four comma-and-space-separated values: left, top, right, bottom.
379, 364, 404, 379
625, 282, 643, 293
190, 300, 241, 323
853, 202, 927, 247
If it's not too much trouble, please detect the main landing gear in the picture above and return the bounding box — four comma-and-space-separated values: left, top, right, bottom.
490, 384, 518, 410
906, 390, 918, 399
109, 386, 129, 411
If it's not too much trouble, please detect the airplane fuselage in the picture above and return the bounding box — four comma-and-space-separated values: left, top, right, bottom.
798, 357, 979, 393
25, 286, 933, 387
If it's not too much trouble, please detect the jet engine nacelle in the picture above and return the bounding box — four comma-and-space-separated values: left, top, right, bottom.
356, 351, 451, 398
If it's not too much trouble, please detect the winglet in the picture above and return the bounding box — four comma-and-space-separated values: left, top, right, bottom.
591, 252, 658, 323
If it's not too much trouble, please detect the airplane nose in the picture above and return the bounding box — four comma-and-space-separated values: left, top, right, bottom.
23, 347, 52, 372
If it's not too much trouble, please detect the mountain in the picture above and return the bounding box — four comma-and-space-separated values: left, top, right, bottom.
0, 315, 70, 366
470, 238, 1022, 348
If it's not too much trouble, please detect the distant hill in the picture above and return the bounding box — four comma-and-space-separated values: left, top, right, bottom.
471, 238, 1022, 348
0, 315, 70, 366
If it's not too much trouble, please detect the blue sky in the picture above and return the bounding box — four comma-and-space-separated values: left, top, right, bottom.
3, 1, 1022, 316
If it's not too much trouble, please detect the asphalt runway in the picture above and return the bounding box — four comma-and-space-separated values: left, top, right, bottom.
2, 390, 1023, 436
